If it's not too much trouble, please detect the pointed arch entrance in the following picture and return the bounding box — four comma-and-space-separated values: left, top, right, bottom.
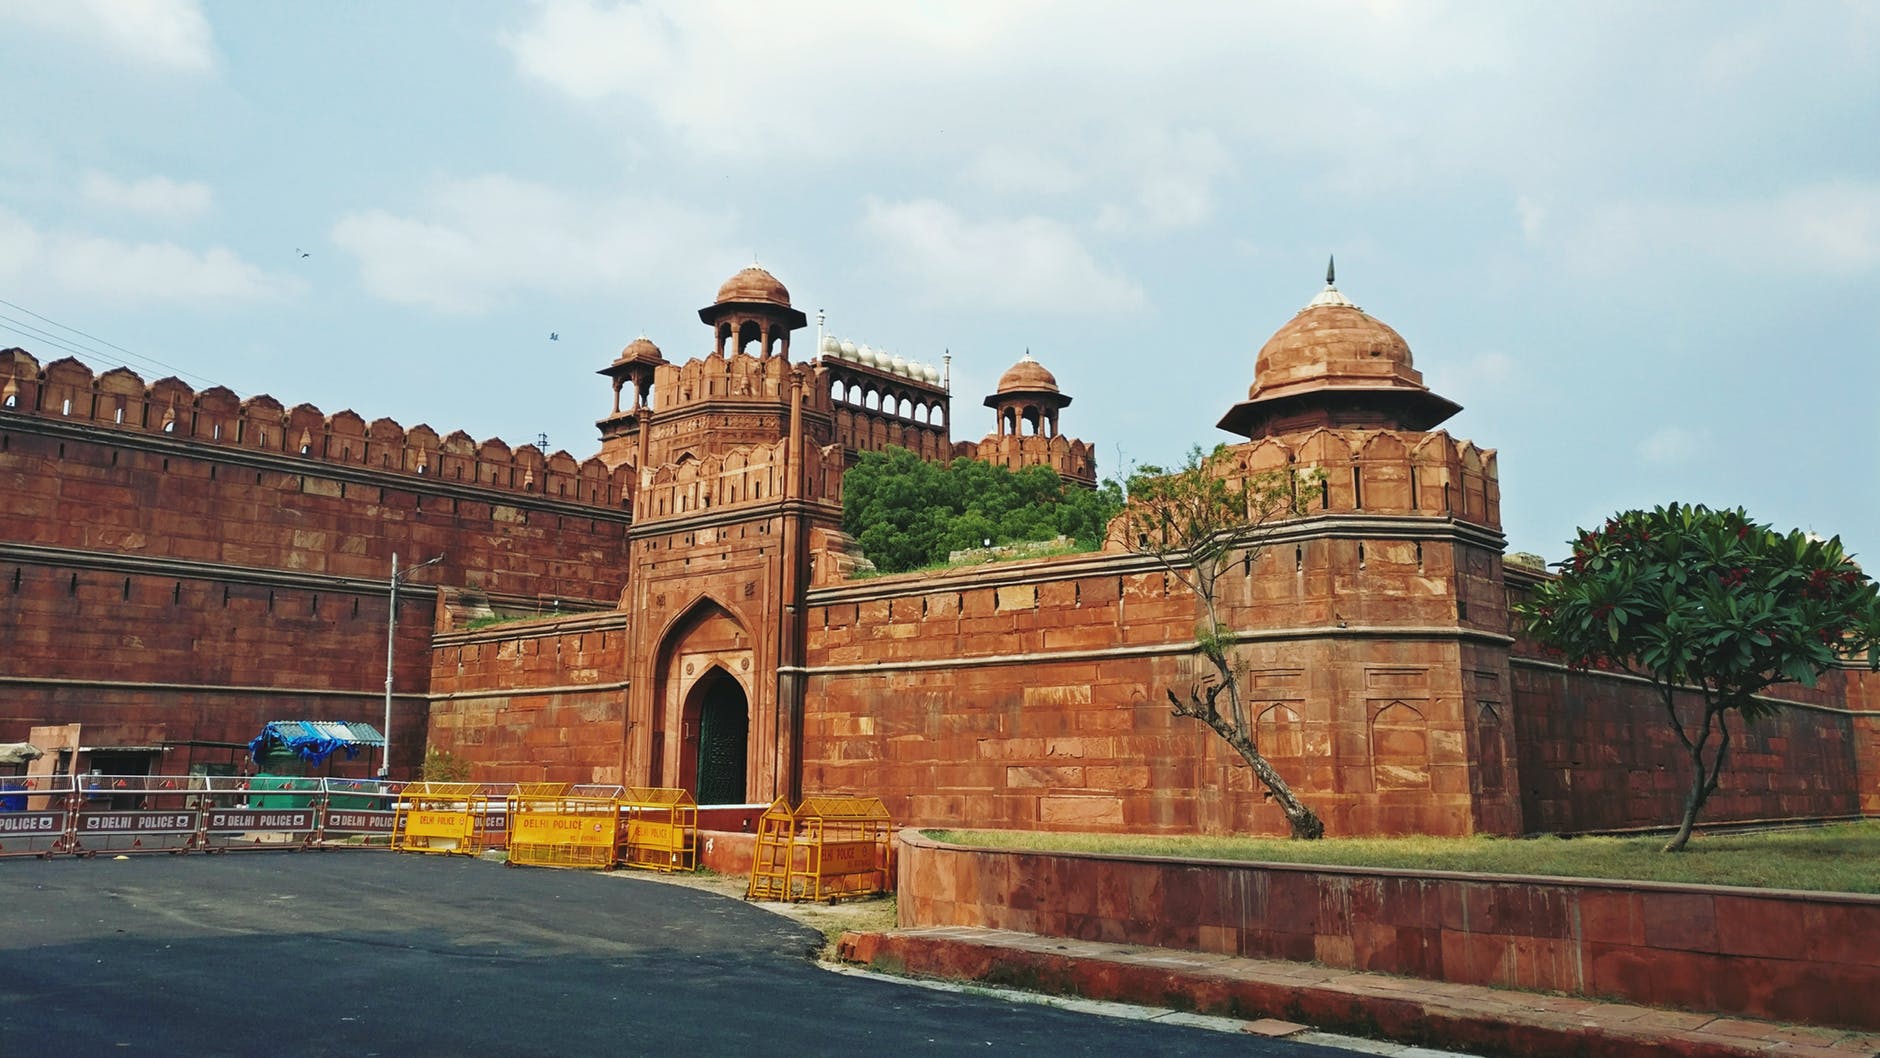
648, 596, 756, 804
681, 667, 748, 804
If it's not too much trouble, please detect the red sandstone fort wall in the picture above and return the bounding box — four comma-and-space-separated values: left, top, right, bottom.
1501, 567, 1869, 833
802, 521, 1514, 837
1510, 660, 1864, 833
428, 613, 629, 785
0, 350, 633, 775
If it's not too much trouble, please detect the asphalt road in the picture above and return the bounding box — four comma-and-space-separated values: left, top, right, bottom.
1, 853, 1360, 1058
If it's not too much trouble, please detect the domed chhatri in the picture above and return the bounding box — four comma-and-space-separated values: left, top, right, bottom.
984, 350, 1073, 443
1217, 263, 1460, 439
612, 335, 666, 366
714, 265, 793, 309
991, 352, 1061, 397
698, 263, 808, 354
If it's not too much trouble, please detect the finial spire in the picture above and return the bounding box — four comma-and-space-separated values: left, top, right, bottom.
1326, 254, 1336, 287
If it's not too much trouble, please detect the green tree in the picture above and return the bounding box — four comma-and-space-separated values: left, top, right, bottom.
842, 447, 1123, 573
1123, 445, 1326, 840
1515, 504, 1880, 851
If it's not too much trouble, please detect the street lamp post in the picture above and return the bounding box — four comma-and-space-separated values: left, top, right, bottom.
381, 552, 445, 779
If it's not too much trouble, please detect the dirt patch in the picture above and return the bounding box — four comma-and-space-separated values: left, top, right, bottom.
602, 868, 897, 956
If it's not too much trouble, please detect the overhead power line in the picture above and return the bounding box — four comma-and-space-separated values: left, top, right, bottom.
0, 296, 226, 390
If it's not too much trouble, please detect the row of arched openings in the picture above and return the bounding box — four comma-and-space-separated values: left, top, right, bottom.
830, 380, 945, 427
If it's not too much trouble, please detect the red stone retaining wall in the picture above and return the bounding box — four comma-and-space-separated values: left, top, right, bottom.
427, 614, 630, 784
896, 830, 1880, 1031
1510, 661, 1865, 834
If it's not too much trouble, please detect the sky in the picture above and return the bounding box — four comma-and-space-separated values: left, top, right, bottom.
0, 1, 1875, 563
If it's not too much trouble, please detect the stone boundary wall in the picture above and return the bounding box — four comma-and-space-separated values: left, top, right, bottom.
801, 523, 1517, 838
427, 613, 631, 785
1509, 659, 1867, 833
896, 831, 1880, 1031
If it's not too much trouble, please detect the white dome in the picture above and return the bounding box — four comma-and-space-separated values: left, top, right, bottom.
891, 354, 908, 376
923, 363, 940, 383
857, 344, 875, 366
821, 334, 840, 356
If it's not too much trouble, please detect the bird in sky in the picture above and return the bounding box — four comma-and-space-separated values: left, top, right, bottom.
295, 248, 310, 258
549, 332, 560, 341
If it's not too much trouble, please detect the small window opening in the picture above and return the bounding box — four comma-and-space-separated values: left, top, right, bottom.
1351, 466, 1363, 509
173, 582, 181, 604
122, 577, 131, 601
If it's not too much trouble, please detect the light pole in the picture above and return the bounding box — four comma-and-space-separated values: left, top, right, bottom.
381, 551, 445, 779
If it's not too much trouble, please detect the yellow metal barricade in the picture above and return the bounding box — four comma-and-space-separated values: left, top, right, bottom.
617, 787, 696, 872
788, 795, 894, 902
507, 788, 620, 870
393, 782, 492, 855
744, 798, 796, 901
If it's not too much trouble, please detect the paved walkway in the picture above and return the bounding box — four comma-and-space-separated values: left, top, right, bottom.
837, 926, 1880, 1058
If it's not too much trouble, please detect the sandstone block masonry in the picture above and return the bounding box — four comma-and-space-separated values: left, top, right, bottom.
1, 349, 631, 776
5, 263, 1875, 831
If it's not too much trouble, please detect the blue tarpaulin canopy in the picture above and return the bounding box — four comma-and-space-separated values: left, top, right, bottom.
248, 720, 384, 767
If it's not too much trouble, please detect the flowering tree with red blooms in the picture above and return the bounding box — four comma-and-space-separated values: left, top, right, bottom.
1516, 504, 1880, 851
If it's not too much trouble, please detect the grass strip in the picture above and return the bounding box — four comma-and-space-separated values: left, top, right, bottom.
925, 821, 1880, 894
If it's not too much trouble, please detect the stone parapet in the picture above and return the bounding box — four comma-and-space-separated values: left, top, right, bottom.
895, 830, 1880, 1032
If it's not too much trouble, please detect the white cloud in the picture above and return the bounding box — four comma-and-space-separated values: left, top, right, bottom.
1551, 181, 1880, 277
1637, 426, 1708, 467
0, 0, 215, 73
330, 175, 738, 314
500, 1, 1508, 218
861, 198, 1144, 314
1515, 196, 1548, 241
80, 172, 213, 221
963, 150, 1086, 196
0, 207, 296, 305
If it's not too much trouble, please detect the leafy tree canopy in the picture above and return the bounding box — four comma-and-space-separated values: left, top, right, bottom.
841, 446, 1123, 573
1520, 504, 1880, 704
1516, 503, 1880, 850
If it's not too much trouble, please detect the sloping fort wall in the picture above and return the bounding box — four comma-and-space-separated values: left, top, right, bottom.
0, 349, 631, 775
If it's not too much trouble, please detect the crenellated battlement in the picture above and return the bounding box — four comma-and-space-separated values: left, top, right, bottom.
954, 432, 1098, 487
653, 350, 797, 409
633, 437, 848, 523
1223, 427, 1499, 529
1, 349, 634, 509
